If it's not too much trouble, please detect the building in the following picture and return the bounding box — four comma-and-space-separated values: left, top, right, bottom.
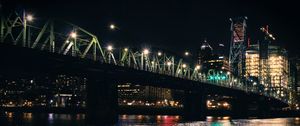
201, 54, 231, 82
0, 75, 87, 108
117, 83, 183, 107
198, 39, 230, 72
197, 39, 231, 82
198, 39, 213, 64
245, 44, 290, 98
295, 59, 300, 105
203, 55, 230, 72
118, 83, 172, 102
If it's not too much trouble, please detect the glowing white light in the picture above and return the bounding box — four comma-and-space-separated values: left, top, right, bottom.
110, 24, 115, 29
26, 14, 33, 21
107, 45, 113, 51
124, 48, 128, 52
195, 65, 200, 70
143, 49, 149, 55
157, 52, 162, 56
182, 64, 187, 68
167, 61, 172, 66
184, 51, 189, 56
70, 32, 77, 38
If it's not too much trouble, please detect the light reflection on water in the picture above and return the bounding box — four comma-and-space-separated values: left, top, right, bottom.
1, 112, 300, 126
118, 115, 300, 126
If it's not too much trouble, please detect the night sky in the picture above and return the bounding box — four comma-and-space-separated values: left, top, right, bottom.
1, 0, 300, 57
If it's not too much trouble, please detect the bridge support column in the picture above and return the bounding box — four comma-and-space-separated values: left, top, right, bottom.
183, 90, 206, 120
256, 96, 271, 118
86, 74, 118, 125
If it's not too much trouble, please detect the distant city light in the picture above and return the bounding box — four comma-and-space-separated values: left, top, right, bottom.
227, 72, 231, 75
223, 102, 229, 107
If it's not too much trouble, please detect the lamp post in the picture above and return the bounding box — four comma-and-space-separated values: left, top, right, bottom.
70, 32, 77, 56
23, 11, 34, 47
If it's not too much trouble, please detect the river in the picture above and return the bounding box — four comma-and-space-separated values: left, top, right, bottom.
0, 112, 300, 126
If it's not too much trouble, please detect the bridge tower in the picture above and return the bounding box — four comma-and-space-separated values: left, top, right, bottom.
229, 17, 247, 78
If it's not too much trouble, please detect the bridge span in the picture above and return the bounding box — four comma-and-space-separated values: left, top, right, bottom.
0, 12, 289, 124
0, 43, 288, 124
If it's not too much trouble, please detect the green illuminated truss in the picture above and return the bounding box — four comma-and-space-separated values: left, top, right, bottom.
0, 12, 294, 104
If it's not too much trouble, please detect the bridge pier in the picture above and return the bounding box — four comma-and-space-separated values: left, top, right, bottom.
231, 94, 273, 118
86, 74, 118, 125
183, 90, 206, 120
256, 96, 271, 117
231, 97, 249, 118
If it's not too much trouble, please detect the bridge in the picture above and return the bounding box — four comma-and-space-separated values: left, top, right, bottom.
0, 12, 290, 124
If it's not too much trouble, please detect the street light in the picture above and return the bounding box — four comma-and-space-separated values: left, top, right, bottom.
157, 52, 162, 56
26, 14, 34, 22
143, 49, 149, 55
184, 51, 189, 56
182, 64, 187, 68
167, 61, 172, 66
70, 32, 77, 38
107, 45, 113, 51
124, 48, 128, 52
110, 24, 116, 30
195, 65, 200, 70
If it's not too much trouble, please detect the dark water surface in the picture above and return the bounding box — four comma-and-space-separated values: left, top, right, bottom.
0, 112, 300, 126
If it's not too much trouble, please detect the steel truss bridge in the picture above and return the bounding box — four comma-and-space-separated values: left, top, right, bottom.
0, 12, 292, 104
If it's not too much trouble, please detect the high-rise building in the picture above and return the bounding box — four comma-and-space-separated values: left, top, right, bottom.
198, 39, 213, 64
295, 59, 300, 104
197, 39, 230, 82
202, 55, 230, 72
245, 44, 289, 97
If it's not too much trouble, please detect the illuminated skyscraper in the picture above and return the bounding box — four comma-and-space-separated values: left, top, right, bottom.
198, 39, 213, 64
245, 44, 289, 97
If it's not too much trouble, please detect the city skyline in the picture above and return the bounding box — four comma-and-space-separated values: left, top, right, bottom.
1, 1, 300, 125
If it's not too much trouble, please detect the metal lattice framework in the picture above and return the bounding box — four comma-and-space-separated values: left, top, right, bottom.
0, 12, 292, 104
229, 17, 247, 78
